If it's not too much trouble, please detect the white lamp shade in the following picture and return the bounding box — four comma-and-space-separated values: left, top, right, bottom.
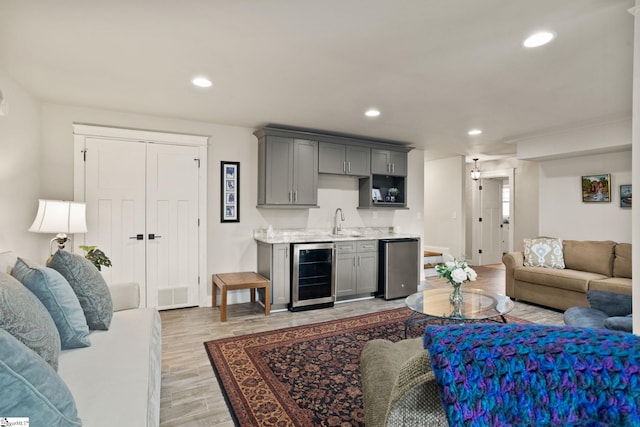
29, 199, 88, 234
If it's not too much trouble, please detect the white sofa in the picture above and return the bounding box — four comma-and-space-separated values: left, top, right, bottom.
0, 252, 162, 426
59, 282, 162, 427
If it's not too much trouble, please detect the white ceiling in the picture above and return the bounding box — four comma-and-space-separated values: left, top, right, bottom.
0, 0, 634, 159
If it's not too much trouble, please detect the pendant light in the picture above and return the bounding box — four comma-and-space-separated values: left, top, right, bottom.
470, 158, 481, 181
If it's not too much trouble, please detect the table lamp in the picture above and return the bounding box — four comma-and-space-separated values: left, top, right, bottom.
29, 199, 88, 255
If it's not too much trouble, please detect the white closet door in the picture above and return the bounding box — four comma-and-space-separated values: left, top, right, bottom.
480, 178, 503, 265
146, 144, 200, 309
84, 137, 147, 303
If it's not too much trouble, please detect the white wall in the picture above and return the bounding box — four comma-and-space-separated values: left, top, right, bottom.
39, 103, 425, 303
424, 156, 465, 258
0, 69, 45, 259
538, 150, 632, 242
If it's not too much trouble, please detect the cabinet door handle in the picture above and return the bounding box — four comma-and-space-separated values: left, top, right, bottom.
357, 256, 360, 266
343, 161, 346, 173
149, 233, 162, 240
294, 191, 297, 202
392, 163, 395, 173
388, 163, 391, 173
129, 234, 144, 240
348, 162, 351, 173
288, 192, 292, 202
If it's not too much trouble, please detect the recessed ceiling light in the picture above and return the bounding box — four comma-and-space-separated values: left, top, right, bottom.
365, 109, 381, 118
468, 129, 482, 136
191, 77, 212, 88
522, 31, 556, 48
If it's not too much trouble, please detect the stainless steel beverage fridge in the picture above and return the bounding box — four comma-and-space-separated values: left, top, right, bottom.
290, 242, 336, 311
378, 238, 420, 300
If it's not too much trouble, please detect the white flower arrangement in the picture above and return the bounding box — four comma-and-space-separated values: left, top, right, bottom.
435, 257, 477, 286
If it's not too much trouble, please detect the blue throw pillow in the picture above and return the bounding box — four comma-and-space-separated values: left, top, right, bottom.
12, 257, 91, 349
0, 272, 60, 370
0, 328, 81, 426
47, 250, 113, 330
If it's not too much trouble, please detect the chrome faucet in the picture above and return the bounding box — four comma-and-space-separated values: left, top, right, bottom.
333, 208, 345, 234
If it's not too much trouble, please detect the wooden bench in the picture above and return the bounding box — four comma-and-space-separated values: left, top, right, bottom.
212, 272, 270, 322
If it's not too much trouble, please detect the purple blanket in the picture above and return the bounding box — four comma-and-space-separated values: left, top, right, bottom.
424, 324, 640, 426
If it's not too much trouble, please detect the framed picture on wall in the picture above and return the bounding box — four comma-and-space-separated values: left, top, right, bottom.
620, 184, 632, 208
221, 161, 240, 222
581, 173, 611, 203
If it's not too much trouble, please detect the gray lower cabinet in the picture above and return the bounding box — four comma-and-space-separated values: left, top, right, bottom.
319, 142, 370, 176
335, 240, 378, 298
257, 242, 290, 308
371, 149, 407, 176
257, 135, 318, 206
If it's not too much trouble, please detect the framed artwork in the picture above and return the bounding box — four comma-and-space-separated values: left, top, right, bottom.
581, 173, 611, 203
372, 188, 382, 202
221, 161, 240, 222
620, 184, 632, 208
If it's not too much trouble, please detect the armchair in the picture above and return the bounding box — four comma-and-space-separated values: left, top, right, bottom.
564, 290, 632, 332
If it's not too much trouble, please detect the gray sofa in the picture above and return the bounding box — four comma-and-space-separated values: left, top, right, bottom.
503, 240, 632, 311
0, 251, 161, 426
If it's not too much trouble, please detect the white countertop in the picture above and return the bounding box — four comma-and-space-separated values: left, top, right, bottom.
253, 227, 420, 244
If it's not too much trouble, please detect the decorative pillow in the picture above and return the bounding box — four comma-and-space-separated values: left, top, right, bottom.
0, 328, 81, 426
0, 272, 61, 370
523, 237, 565, 269
12, 257, 91, 349
47, 250, 113, 330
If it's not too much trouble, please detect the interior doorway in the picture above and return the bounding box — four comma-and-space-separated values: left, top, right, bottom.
470, 168, 514, 266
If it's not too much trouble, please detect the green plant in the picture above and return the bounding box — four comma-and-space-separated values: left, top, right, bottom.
79, 245, 112, 271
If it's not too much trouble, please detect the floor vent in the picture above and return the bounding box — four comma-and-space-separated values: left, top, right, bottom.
158, 287, 190, 308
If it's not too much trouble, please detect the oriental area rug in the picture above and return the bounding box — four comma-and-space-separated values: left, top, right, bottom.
204, 307, 528, 427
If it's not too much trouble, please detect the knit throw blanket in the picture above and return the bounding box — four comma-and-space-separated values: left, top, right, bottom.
423, 324, 640, 426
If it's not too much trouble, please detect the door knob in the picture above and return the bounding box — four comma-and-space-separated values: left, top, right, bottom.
148, 233, 163, 240
129, 234, 144, 240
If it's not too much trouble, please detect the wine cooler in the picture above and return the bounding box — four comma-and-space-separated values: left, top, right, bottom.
290, 242, 335, 311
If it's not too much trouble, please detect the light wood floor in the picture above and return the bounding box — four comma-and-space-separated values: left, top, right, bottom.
159, 266, 564, 426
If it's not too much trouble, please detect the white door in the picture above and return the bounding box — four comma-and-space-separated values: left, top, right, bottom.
146, 144, 200, 308
83, 138, 200, 309
84, 137, 147, 301
480, 179, 503, 265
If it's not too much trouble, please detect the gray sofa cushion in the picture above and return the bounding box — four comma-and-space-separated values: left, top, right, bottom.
12, 257, 91, 349
604, 316, 633, 332
48, 250, 113, 330
0, 328, 81, 426
0, 272, 61, 370
587, 290, 632, 317
564, 306, 609, 329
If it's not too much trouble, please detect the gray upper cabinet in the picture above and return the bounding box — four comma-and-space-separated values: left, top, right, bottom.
257, 134, 318, 207
319, 142, 370, 176
371, 149, 407, 176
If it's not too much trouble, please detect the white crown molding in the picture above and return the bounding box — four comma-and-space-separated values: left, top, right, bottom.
72, 123, 209, 146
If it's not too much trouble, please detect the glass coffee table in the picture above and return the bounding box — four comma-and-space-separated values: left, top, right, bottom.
404, 288, 514, 337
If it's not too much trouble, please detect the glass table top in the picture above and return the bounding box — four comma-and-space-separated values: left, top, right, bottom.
405, 288, 514, 320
